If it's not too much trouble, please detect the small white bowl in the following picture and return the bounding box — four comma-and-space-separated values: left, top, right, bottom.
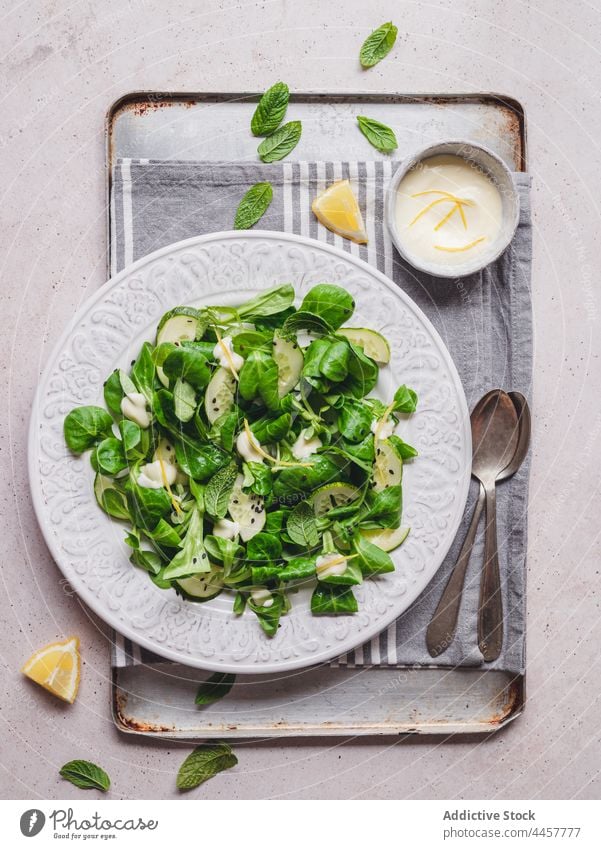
385, 140, 520, 278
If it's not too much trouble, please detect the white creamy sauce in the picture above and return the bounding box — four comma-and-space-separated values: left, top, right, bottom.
395, 154, 503, 267
153, 439, 176, 464
316, 553, 348, 580
250, 588, 274, 608
236, 430, 264, 464
152, 440, 187, 484
120, 392, 151, 429
291, 429, 323, 460
137, 459, 177, 490
213, 335, 244, 373
212, 518, 241, 540
371, 417, 395, 440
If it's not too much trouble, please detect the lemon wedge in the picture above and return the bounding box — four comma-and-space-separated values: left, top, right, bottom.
21, 637, 81, 703
312, 180, 368, 244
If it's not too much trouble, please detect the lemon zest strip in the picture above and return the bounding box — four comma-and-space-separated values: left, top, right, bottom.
213, 325, 240, 381
433, 204, 461, 231
409, 196, 453, 227
411, 190, 474, 203
434, 237, 486, 253
318, 553, 360, 570
374, 401, 396, 442
158, 456, 183, 515
243, 420, 313, 468
410, 192, 473, 230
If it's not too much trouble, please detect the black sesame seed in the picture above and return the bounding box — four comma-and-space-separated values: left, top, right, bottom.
389, 469, 394, 475
193, 557, 197, 564
201, 552, 207, 559
251, 518, 255, 524
233, 499, 239, 504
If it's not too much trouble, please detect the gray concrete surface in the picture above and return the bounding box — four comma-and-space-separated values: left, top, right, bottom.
1, 0, 600, 800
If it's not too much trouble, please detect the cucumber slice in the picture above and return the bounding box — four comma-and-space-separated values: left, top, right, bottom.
273, 332, 304, 397
373, 439, 403, 491
338, 327, 390, 364
360, 526, 410, 552
312, 482, 361, 518
93, 473, 128, 519
175, 569, 223, 602
228, 474, 265, 541
157, 307, 202, 346
205, 367, 236, 424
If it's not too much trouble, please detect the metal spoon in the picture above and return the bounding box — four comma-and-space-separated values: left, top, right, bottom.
478, 391, 531, 660
426, 390, 521, 658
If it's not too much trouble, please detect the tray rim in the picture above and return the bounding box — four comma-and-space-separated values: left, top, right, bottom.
103, 90, 527, 735
111, 665, 524, 738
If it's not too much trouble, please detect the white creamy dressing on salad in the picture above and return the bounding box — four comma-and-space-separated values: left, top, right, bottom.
121, 392, 151, 428
213, 335, 244, 373
316, 553, 348, 580
291, 429, 323, 460
250, 588, 274, 608
212, 518, 241, 540
371, 416, 395, 440
395, 154, 503, 267
137, 459, 177, 490
236, 430, 264, 464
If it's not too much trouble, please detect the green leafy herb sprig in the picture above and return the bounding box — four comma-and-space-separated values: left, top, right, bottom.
359, 22, 398, 68
234, 182, 273, 230
251, 82, 302, 163
176, 743, 238, 790
357, 116, 398, 153
59, 760, 111, 792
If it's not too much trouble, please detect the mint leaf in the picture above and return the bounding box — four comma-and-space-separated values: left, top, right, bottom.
234, 182, 273, 230
357, 116, 398, 153
59, 760, 111, 792
251, 82, 289, 136
287, 501, 319, 548
257, 121, 302, 163
359, 22, 398, 68
176, 743, 238, 790
204, 462, 238, 520
195, 672, 236, 705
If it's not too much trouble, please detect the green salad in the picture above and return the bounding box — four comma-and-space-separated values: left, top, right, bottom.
63, 283, 418, 636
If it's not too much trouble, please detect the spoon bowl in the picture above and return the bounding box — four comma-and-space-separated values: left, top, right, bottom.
471, 391, 519, 487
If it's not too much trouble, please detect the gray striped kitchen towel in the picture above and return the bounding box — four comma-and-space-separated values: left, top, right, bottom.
110, 159, 532, 674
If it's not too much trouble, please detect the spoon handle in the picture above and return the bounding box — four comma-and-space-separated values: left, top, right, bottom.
478, 482, 504, 661
426, 485, 485, 657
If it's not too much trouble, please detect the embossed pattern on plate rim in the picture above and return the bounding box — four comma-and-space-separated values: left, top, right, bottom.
28, 230, 472, 673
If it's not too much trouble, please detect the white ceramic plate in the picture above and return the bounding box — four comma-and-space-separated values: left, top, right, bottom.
29, 231, 471, 673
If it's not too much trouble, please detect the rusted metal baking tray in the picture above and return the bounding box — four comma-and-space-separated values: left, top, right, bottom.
107, 91, 526, 738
